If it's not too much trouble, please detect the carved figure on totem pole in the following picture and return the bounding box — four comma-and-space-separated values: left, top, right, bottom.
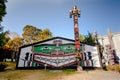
70, 5, 83, 71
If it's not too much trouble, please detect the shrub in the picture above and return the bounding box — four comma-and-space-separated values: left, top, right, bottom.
106, 64, 120, 73
0, 62, 8, 71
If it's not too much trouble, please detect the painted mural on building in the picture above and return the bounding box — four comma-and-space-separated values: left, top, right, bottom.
16, 37, 101, 68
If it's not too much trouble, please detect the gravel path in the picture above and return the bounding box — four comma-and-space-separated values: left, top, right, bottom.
22, 70, 120, 80
58, 70, 120, 80
0, 70, 120, 80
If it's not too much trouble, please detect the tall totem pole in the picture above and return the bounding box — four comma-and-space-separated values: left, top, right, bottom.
70, 5, 82, 71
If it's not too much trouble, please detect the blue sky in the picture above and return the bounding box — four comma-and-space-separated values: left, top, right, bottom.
2, 0, 120, 39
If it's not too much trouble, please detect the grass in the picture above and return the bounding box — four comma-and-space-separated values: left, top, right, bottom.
62, 69, 76, 74
0, 69, 76, 80
0, 62, 120, 80
0, 62, 76, 80
106, 64, 120, 73
5, 62, 16, 70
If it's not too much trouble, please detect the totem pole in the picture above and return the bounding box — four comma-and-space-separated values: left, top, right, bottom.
107, 28, 115, 50
70, 5, 82, 71
107, 28, 117, 65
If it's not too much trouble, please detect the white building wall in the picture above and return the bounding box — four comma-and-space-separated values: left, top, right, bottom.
112, 34, 120, 59
98, 32, 120, 63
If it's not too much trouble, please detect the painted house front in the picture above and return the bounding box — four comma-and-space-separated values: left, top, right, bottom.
16, 37, 101, 69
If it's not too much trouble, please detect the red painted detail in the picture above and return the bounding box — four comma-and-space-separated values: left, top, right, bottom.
75, 41, 80, 45
75, 44, 80, 49
51, 50, 64, 55
33, 53, 75, 57
75, 40, 80, 49
74, 20, 78, 24
74, 28, 79, 33
86, 60, 89, 66
75, 37, 79, 41
53, 40, 62, 45
32, 54, 76, 68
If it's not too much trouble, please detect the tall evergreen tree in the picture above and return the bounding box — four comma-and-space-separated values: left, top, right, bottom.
0, 0, 7, 32
0, 31, 9, 61
83, 32, 96, 45
79, 34, 84, 42
0, 31, 8, 49
0, 0, 7, 22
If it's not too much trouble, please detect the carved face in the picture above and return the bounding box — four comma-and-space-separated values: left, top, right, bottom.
33, 44, 76, 54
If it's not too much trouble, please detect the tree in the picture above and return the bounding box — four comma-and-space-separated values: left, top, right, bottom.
4, 37, 23, 61
0, 31, 8, 49
83, 32, 96, 45
0, 31, 9, 61
0, 0, 7, 22
5, 37, 23, 51
22, 25, 53, 44
38, 28, 53, 41
0, 32, 23, 62
5, 32, 22, 50
22, 25, 41, 44
0, 0, 8, 49
79, 34, 84, 42
0, 0, 7, 31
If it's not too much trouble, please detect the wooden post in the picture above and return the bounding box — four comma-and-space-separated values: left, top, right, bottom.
44, 64, 47, 71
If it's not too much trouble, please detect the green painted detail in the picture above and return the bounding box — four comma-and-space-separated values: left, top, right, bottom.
80, 46, 82, 51
32, 62, 36, 67
34, 44, 82, 54
34, 45, 55, 53
60, 44, 75, 53
81, 61, 85, 66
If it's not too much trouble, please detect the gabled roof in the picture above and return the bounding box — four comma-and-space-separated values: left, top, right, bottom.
20, 36, 96, 48
20, 36, 75, 48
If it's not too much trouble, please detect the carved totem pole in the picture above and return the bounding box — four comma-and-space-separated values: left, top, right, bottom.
70, 5, 82, 71
106, 28, 117, 65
